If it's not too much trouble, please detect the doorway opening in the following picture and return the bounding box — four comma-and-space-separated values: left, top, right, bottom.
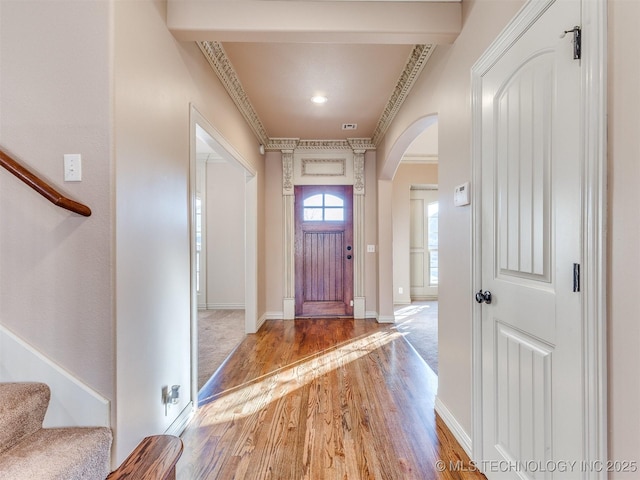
294, 185, 354, 317
189, 106, 258, 402
391, 117, 439, 375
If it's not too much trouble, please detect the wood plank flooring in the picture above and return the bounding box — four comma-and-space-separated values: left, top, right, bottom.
178, 319, 486, 480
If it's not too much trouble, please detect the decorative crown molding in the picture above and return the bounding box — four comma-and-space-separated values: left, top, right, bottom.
371, 44, 435, 146
198, 41, 434, 149
296, 139, 352, 150
348, 138, 376, 152
198, 41, 270, 146
267, 138, 300, 152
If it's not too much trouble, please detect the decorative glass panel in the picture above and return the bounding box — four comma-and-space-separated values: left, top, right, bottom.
304, 208, 324, 221
324, 194, 344, 207
303, 193, 345, 222
303, 194, 323, 207
324, 208, 344, 221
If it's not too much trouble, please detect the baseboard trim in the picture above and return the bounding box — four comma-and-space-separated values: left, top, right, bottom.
365, 311, 379, 320
435, 396, 472, 458
205, 303, 245, 310
264, 311, 284, 320
256, 313, 267, 331
0, 324, 111, 428
165, 401, 194, 437
377, 315, 395, 324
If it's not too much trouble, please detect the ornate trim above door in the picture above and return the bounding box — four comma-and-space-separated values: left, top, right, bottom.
281, 145, 368, 319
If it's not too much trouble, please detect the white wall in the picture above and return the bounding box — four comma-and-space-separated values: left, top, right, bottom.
206, 162, 245, 308
608, 0, 640, 475
0, 0, 114, 409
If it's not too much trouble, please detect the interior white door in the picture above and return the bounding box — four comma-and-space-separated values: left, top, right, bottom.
410, 188, 438, 300
479, 1, 583, 477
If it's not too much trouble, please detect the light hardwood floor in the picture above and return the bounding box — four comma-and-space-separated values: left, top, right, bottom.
179, 318, 485, 480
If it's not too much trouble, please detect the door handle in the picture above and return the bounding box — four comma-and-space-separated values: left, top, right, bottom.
475, 289, 492, 304
346, 255, 352, 260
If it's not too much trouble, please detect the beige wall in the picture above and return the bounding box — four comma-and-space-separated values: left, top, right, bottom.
608, 0, 640, 474
3, 0, 639, 471
392, 163, 438, 305
0, 0, 114, 403
206, 162, 246, 307
377, 0, 524, 438
364, 151, 379, 315
113, 0, 266, 462
264, 153, 284, 315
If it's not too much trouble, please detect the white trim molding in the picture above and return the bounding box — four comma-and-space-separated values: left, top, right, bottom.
165, 402, 194, 437
0, 325, 111, 429
470, 0, 607, 475
205, 303, 245, 310
435, 396, 472, 459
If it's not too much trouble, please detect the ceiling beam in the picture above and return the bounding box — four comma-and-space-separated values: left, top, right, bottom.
168, 1, 461, 44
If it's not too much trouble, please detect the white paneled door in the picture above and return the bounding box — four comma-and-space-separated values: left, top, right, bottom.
479, 1, 584, 478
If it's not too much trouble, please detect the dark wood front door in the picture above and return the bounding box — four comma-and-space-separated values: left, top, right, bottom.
295, 185, 353, 317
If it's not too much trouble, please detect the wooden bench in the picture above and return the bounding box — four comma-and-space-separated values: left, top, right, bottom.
107, 435, 183, 480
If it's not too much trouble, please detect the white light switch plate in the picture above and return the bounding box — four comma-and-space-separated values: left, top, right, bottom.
64, 154, 82, 182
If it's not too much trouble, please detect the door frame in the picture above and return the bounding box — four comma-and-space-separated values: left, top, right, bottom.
470, 0, 607, 474
294, 184, 354, 317
188, 105, 259, 406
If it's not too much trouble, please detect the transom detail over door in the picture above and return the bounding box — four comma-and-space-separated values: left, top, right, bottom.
295, 185, 354, 317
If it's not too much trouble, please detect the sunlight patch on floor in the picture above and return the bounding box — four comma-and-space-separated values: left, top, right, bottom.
197, 329, 404, 426
393, 303, 432, 320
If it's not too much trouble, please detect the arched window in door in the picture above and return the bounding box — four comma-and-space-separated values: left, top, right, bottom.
303, 193, 345, 221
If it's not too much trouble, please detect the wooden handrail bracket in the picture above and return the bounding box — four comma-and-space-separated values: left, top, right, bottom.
0, 148, 92, 217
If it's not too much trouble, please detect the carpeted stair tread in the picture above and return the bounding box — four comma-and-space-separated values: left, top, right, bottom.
0, 426, 112, 480
0, 383, 50, 454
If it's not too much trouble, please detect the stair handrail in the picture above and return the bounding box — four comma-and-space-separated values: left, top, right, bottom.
0, 148, 91, 217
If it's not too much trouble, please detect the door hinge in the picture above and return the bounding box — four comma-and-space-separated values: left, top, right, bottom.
563, 26, 581, 60
573, 263, 581, 292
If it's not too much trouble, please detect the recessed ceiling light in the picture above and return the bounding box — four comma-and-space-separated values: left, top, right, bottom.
311, 95, 328, 104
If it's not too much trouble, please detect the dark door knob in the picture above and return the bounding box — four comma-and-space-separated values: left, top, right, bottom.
475, 289, 492, 304
346, 255, 352, 260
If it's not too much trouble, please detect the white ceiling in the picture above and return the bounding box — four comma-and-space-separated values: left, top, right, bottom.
168, 0, 459, 155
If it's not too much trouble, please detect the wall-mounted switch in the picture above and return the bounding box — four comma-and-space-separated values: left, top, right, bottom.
399, 287, 404, 295
162, 385, 180, 415
64, 154, 82, 182
454, 182, 470, 206
367, 245, 376, 253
